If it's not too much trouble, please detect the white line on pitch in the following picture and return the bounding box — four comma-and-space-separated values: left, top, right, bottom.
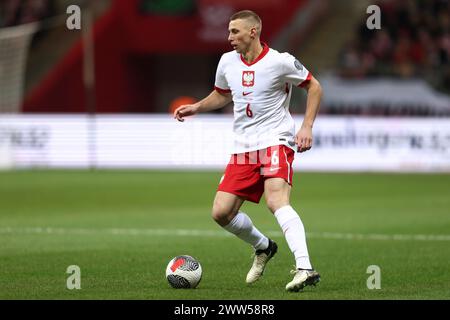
1, 227, 450, 241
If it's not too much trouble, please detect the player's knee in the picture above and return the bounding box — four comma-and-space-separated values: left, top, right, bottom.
266, 195, 288, 214
265, 198, 279, 213
211, 208, 223, 223
211, 202, 232, 226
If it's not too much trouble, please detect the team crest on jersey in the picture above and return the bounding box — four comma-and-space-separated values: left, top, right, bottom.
242, 71, 255, 87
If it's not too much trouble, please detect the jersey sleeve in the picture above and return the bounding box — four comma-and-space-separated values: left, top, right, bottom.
280, 52, 312, 88
214, 54, 231, 94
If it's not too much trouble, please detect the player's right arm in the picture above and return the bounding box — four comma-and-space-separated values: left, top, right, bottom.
174, 90, 232, 122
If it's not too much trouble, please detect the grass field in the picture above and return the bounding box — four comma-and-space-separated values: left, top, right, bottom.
0, 170, 449, 300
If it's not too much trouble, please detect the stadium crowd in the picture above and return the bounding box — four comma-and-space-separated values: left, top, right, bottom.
338, 0, 450, 93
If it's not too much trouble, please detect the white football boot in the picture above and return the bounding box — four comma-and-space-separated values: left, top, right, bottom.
246, 239, 278, 284
285, 268, 321, 292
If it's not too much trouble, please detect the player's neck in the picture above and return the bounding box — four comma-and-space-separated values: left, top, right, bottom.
241, 41, 264, 64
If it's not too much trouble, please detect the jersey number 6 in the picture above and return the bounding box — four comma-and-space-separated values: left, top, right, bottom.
246, 103, 253, 118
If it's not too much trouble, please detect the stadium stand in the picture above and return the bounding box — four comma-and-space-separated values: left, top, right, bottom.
337, 0, 450, 94
303, 0, 450, 117
1, 0, 449, 116
17, 0, 314, 114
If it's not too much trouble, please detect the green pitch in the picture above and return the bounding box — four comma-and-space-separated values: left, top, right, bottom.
0, 170, 449, 300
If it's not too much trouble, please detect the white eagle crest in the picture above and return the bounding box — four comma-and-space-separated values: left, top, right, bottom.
243, 72, 254, 86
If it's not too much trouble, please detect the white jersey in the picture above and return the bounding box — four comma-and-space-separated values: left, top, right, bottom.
214, 43, 311, 154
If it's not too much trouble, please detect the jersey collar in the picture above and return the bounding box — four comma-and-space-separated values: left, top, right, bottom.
240, 42, 269, 66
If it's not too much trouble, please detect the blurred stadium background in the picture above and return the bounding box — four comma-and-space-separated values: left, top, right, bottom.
0, 0, 449, 300
1, 0, 450, 170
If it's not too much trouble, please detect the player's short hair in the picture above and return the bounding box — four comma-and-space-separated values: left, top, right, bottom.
230, 10, 262, 36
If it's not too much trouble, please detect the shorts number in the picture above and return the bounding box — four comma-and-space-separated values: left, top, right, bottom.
271, 150, 279, 165
246, 103, 253, 118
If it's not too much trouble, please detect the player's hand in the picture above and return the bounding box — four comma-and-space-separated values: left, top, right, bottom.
173, 104, 199, 122
295, 126, 313, 153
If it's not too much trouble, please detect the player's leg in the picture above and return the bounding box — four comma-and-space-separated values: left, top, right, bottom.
215, 155, 278, 284
264, 178, 313, 266
264, 172, 320, 291
212, 190, 269, 253
265, 178, 320, 291
265, 177, 314, 268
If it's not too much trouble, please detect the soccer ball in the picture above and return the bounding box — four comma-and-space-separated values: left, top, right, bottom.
165, 255, 202, 289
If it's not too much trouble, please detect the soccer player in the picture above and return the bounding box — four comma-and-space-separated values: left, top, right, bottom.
174, 10, 322, 292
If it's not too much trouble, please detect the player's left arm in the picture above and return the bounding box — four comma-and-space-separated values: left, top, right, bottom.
296, 75, 322, 153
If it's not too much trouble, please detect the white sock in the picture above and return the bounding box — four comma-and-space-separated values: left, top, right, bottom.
223, 212, 269, 251
274, 205, 312, 270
